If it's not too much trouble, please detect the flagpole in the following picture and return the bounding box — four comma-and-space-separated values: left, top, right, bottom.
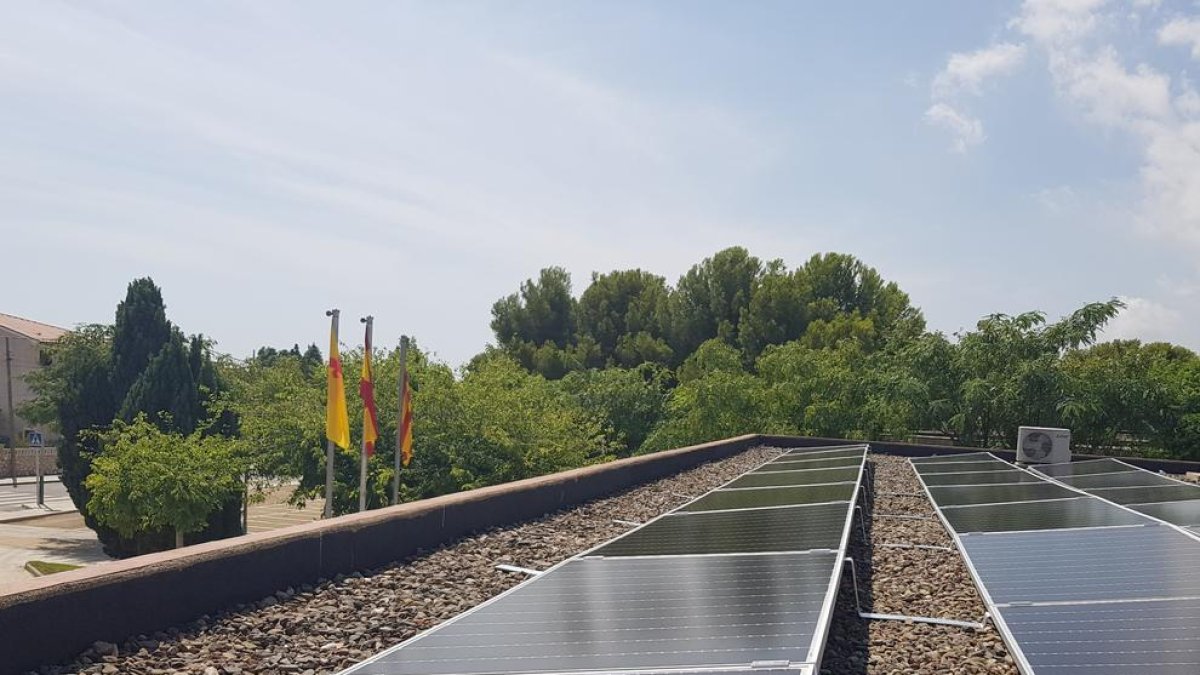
323, 309, 339, 519
359, 315, 373, 513
393, 335, 408, 506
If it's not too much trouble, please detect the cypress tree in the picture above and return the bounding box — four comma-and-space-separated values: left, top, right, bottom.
111, 278, 172, 403
120, 331, 200, 433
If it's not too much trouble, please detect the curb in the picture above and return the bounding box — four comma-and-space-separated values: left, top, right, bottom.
2, 476, 62, 486
0, 505, 79, 524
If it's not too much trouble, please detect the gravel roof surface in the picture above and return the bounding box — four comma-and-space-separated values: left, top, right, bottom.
32, 449, 1021, 675
820, 454, 1018, 675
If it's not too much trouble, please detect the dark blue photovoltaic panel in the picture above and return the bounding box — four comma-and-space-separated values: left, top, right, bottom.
919, 470, 1044, 487
939, 497, 1148, 533
961, 525, 1200, 604
1057, 470, 1176, 489
726, 466, 860, 488
910, 452, 993, 463
927, 482, 1077, 506
1129, 500, 1200, 526
1033, 458, 1129, 478
912, 459, 1015, 474
344, 554, 836, 675
1090, 484, 1200, 505
593, 502, 849, 556
1000, 598, 1200, 674
342, 445, 868, 675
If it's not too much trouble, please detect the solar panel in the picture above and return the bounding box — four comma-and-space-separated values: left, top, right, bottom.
679, 483, 857, 512
910, 452, 993, 463
927, 482, 1079, 507
765, 451, 865, 467
998, 597, 1200, 675
772, 446, 868, 461
593, 502, 851, 556
782, 444, 868, 457
912, 459, 1016, 474
1033, 458, 1130, 477
939, 496, 1149, 533
960, 524, 1200, 604
1090, 485, 1200, 505
725, 467, 860, 488
341, 446, 870, 675
918, 453, 1200, 675
755, 457, 863, 472
1057, 470, 1177, 489
918, 470, 1046, 487
1127, 500, 1200, 527
344, 553, 837, 675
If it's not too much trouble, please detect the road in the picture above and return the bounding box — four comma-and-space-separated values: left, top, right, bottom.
0, 477, 72, 514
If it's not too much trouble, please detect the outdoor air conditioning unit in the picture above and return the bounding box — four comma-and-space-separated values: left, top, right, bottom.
1016, 426, 1071, 464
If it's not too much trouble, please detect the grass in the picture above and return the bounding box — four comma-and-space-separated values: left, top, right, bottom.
24, 560, 81, 576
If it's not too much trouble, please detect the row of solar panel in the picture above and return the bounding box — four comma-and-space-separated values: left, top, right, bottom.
1033, 457, 1200, 532
341, 445, 869, 675
913, 453, 1200, 675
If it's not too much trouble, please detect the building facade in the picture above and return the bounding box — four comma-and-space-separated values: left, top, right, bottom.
0, 312, 68, 446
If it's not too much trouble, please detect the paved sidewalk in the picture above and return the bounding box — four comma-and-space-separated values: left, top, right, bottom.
0, 485, 324, 588
0, 513, 109, 586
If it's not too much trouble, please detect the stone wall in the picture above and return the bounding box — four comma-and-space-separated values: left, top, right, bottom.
0, 447, 58, 479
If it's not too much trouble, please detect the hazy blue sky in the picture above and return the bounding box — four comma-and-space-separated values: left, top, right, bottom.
3, 1, 1198, 365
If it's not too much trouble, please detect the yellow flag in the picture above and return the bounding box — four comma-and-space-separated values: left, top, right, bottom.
399, 369, 413, 467
326, 322, 350, 449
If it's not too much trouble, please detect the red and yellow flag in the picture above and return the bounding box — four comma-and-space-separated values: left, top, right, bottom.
325, 319, 350, 450
398, 368, 413, 467
360, 328, 379, 456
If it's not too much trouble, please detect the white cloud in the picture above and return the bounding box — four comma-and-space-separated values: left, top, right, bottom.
933, 43, 1027, 97
924, 103, 985, 152
1010, 0, 1109, 44
1100, 295, 1184, 344
945, 0, 1200, 253
1159, 17, 1200, 59
1050, 47, 1173, 127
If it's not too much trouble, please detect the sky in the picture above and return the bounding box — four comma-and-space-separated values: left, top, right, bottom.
2, 0, 1198, 366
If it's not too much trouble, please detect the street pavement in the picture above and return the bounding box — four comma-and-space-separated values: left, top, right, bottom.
0, 477, 73, 516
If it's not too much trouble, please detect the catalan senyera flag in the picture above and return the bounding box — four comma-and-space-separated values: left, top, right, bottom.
398, 368, 413, 467
325, 323, 351, 450
360, 328, 379, 456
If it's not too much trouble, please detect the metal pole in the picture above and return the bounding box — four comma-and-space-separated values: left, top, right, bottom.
358, 316, 373, 513
393, 335, 407, 506
35, 441, 43, 507
324, 440, 334, 518
5, 337, 15, 487
323, 309, 340, 519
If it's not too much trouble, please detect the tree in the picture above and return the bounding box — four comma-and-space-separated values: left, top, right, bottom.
577, 270, 672, 366
800, 252, 925, 343
559, 365, 669, 455
87, 417, 244, 549
19, 325, 116, 539
24, 277, 244, 557
739, 262, 810, 360
111, 278, 172, 402
491, 267, 578, 350
120, 331, 200, 433
669, 247, 762, 356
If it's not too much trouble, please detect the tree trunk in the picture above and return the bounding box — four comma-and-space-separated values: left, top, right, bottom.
175, 528, 184, 549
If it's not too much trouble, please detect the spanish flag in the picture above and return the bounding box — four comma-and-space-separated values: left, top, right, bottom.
326, 320, 350, 450
360, 327, 379, 456
398, 364, 413, 467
